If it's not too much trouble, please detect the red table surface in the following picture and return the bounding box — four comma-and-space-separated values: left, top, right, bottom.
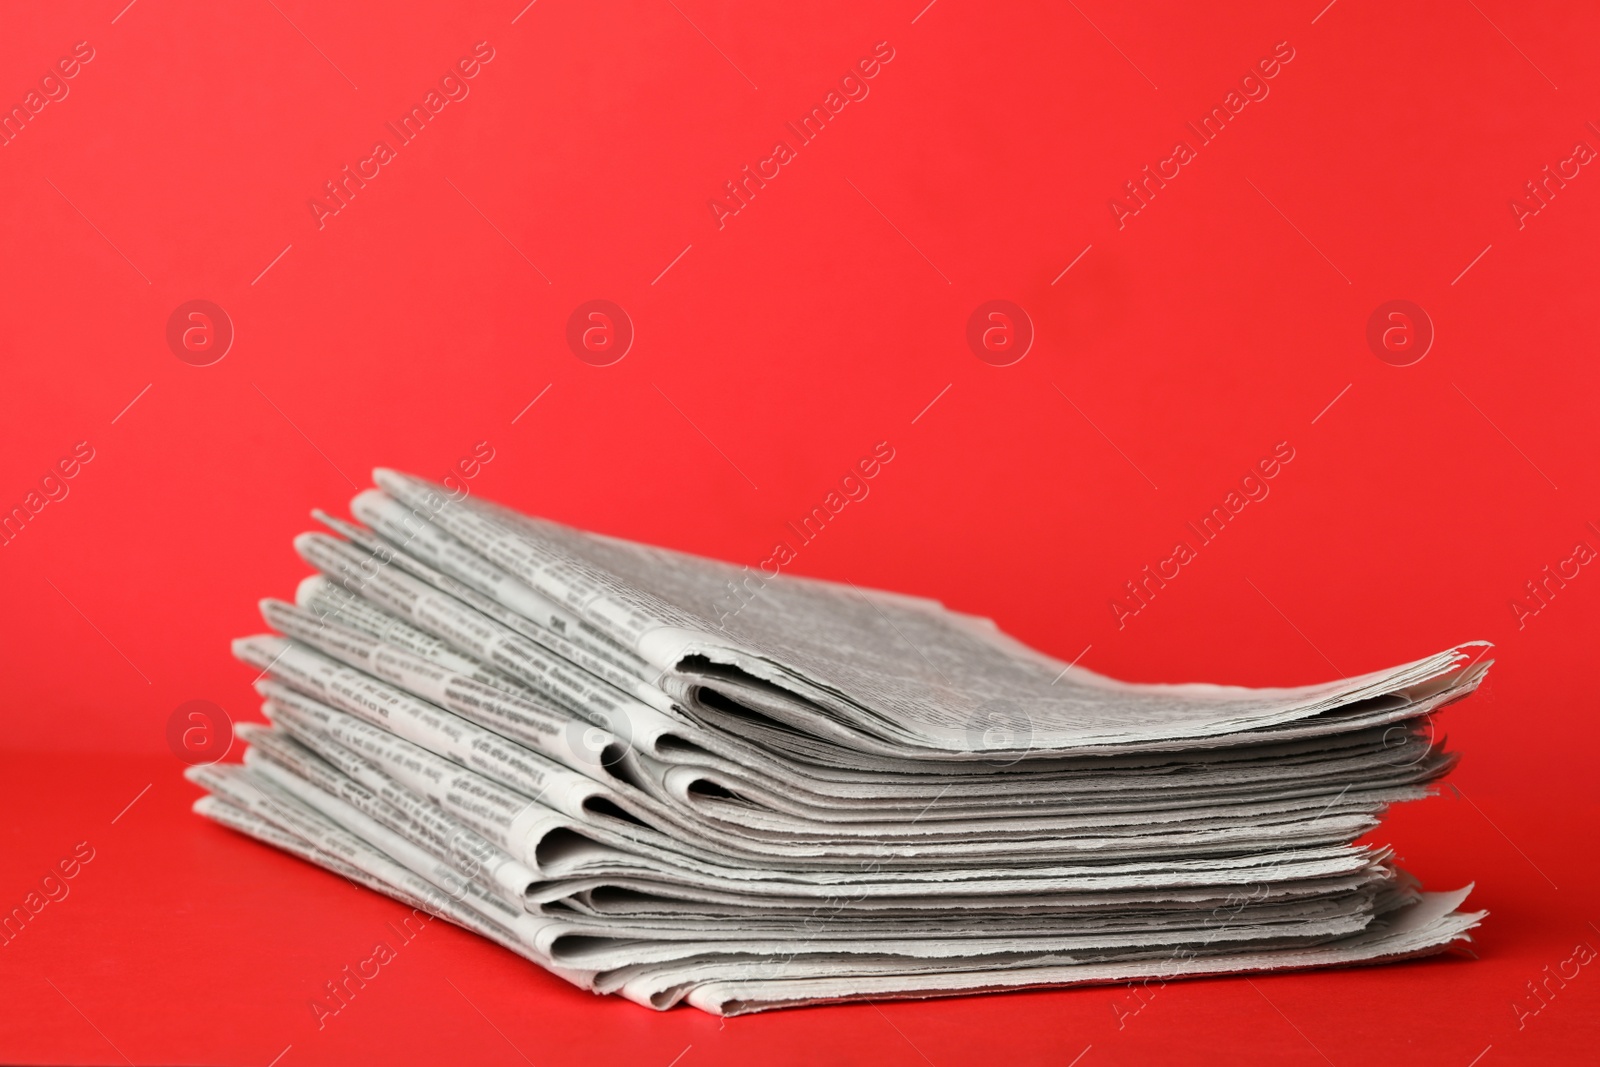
2, 0, 1598, 1063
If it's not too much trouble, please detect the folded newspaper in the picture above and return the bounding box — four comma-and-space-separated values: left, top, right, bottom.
188, 469, 1491, 1014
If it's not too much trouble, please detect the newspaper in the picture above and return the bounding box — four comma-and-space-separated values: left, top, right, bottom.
370, 469, 1487, 755
184, 470, 1491, 1013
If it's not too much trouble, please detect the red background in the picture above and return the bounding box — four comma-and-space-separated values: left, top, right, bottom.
2, 1, 1597, 1063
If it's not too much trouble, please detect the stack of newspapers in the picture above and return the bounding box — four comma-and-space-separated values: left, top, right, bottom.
188, 469, 1491, 1014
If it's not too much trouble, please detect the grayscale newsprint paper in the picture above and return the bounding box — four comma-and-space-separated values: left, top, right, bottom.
189, 469, 1490, 1014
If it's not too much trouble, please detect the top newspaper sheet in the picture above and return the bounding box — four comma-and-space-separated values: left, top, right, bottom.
370, 469, 1488, 758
